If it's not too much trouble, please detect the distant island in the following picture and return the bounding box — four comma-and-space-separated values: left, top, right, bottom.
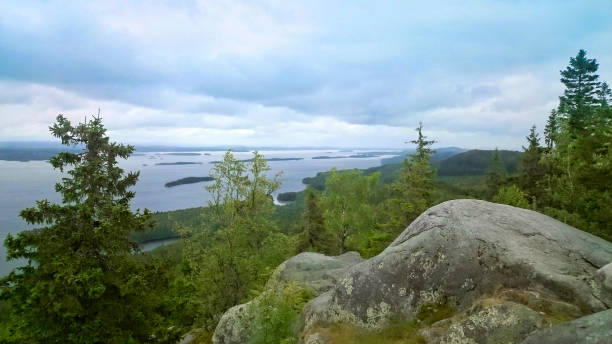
312, 152, 396, 160
155, 162, 203, 166
156, 153, 201, 156
164, 176, 214, 188
210, 157, 303, 164
277, 191, 298, 202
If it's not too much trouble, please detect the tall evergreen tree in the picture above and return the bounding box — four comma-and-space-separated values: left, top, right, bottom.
519, 125, 545, 208
384, 123, 436, 233
544, 109, 559, 150
297, 188, 333, 254
486, 148, 506, 200
0, 115, 169, 343
559, 49, 601, 131
598, 82, 612, 107
540, 50, 612, 241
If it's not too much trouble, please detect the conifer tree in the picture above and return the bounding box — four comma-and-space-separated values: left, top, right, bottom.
385, 123, 436, 233
486, 148, 506, 200
298, 188, 333, 254
544, 109, 559, 150
559, 49, 601, 131
0, 115, 168, 343
598, 82, 612, 107
519, 125, 546, 208
540, 50, 612, 241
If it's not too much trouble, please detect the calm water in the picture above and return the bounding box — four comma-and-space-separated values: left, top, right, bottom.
0, 149, 396, 275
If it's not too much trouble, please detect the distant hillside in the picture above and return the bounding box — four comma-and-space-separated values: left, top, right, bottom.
380, 147, 467, 165
435, 149, 522, 176
303, 149, 522, 190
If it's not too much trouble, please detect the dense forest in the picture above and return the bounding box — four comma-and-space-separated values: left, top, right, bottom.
1, 50, 611, 343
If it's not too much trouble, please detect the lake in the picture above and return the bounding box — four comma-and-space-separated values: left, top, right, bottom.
0, 149, 397, 275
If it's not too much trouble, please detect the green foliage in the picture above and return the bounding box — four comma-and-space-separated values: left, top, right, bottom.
178, 150, 294, 331
0, 115, 175, 343
320, 168, 381, 255
485, 148, 506, 199
519, 125, 546, 207
297, 188, 334, 254
436, 149, 522, 177
277, 191, 298, 202
559, 49, 601, 131
383, 123, 437, 235
247, 283, 313, 344
493, 185, 530, 209
535, 50, 612, 241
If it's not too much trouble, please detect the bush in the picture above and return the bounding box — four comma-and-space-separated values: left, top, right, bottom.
493, 185, 530, 209
247, 283, 313, 344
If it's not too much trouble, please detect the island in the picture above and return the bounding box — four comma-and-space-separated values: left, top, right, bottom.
155, 162, 203, 166
164, 176, 214, 188
311, 152, 397, 160
157, 152, 201, 156
210, 157, 303, 164
276, 191, 298, 202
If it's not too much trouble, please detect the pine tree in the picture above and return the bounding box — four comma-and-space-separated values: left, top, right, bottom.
0, 115, 168, 343
486, 148, 506, 200
519, 125, 545, 208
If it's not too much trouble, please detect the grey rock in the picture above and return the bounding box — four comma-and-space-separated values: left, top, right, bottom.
212, 252, 363, 344
301, 200, 612, 333
596, 262, 612, 292
267, 251, 364, 294
436, 301, 543, 344
303, 332, 330, 344
520, 308, 612, 344
212, 303, 251, 344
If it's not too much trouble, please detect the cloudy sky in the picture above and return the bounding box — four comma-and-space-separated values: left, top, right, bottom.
1, 1, 611, 149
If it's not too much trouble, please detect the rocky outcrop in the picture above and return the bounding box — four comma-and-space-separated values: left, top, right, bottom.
212, 252, 363, 344
213, 199, 612, 344
520, 308, 612, 344
301, 199, 612, 343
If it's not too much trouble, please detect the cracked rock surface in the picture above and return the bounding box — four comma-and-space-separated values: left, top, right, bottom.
300, 200, 612, 340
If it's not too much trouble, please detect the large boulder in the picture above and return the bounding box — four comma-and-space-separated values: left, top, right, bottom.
212, 252, 363, 344
301, 200, 612, 340
520, 308, 612, 344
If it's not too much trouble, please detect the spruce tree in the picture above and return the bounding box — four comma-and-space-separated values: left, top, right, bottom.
559, 49, 601, 131
0, 115, 167, 343
385, 123, 436, 233
486, 148, 506, 200
298, 188, 332, 254
598, 82, 611, 107
544, 109, 559, 150
519, 125, 545, 208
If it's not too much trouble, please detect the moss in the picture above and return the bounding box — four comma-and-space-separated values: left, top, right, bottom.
416, 302, 455, 326
307, 320, 426, 344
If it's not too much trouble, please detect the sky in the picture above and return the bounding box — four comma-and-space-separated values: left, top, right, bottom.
1, 1, 611, 149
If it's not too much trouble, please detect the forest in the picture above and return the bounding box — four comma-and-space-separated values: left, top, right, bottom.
0, 50, 610, 343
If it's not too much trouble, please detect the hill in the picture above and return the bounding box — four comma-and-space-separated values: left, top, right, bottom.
302, 149, 522, 191
435, 149, 522, 176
